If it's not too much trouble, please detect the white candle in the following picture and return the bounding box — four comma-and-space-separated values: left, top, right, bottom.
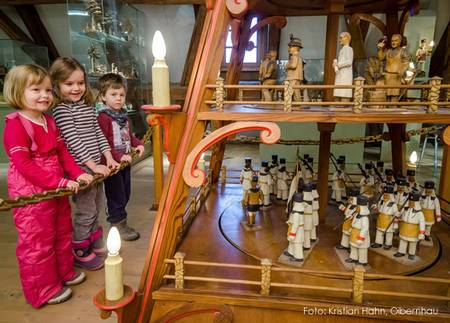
152, 30, 170, 107
105, 227, 124, 301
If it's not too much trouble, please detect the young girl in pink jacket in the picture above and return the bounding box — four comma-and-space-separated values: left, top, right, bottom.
3, 65, 93, 307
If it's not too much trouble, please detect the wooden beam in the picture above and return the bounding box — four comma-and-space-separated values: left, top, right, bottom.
180, 5, 207, 86
387, 123, 406, 177
322, 13, 340, 101
0, 9, 33, 43
268, 22, 281, 52
14, 5, 59, 61
317, 122, 335, 223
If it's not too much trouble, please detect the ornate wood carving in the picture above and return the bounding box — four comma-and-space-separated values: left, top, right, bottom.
226, 0, 248, 18
153, 303, 233, 323
183, 121, 280, 187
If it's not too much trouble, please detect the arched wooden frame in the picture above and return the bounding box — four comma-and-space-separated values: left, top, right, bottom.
183, 121, 281, 187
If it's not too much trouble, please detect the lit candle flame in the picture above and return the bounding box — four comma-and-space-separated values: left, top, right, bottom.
107, 227, 121, 256
152, 30, 166, 60
409, 151, 418, 165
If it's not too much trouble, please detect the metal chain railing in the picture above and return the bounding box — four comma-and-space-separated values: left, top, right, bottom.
229, 126, 441, 145
0, 127, 154, 212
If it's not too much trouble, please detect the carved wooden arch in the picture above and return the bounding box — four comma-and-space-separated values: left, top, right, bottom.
349, 13, 386, 35
183, 122, 281, 187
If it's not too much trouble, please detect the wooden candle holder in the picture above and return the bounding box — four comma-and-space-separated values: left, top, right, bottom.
93, 285, 136, 323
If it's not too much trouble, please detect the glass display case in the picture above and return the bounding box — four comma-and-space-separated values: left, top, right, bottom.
66, 0, 149, 138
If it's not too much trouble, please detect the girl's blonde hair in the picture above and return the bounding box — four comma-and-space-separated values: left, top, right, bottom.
49, 57, 94, 106
4, 64, 51, 110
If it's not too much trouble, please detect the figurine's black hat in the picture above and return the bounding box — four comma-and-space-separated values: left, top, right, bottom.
271, 155, 278, 162
383, 185, 394, 194
293, 192, 303, 202
288, 34, 303, 48
407, 169, 415, 176
409, 191, 420, 201
424, 181, 435, 189
251, 175, 258, 182
261, 160, 269, 167
307, 156, 314, 163
280, 158, 286, 164
245, 158, 252, 163
303, 183, 312, 192
339, 155, 346, 162
303, 154, 310, 159
348, 187, 359, 197
396, 177, 407, 186
337, 158, 344, 164
377, 161, 384, 167
385, 168, 393, 176
357, 195, 369, 206
365, 163, 373, 170
310, 182, 317, 190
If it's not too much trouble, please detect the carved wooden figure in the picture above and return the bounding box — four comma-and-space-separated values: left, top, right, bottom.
311, 182, 319, 241
269, 155, 278, 195
420, 181, 441, 240
302, 184, 314, 249
259, 50, 278, 102
240, 158, 254, 202
395, 177, 409, 211
276, 158, 288, 201
394, 192, 425, 260
416, 38, 433, 77
285, 192, 305, 262
406, 169, 418, 192
346, 195, 370, 266
331, 158, 346, 202
359, 163, 375, 198
374, 160, 385, 193
333, 32, 354, 101
371, 185, 399, 250
258, 161, 272, 208
243, 176, 264, 227
380, 168, 396, 193
336, 188, 359, 250
285, 34, 303, 102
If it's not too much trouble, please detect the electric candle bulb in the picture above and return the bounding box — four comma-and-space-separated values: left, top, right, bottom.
152, 31, 166, 60
409, 62, 415, 69
409, 151, 418, 165
107, 227, 121, 255
429, 40, 435, 47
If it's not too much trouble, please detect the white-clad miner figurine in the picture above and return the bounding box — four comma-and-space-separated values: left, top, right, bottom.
331, 157, 347, 202
395, 177, 409, 211
381, 168, 395, 193
420, 181, 441, 241
346, 195, 370, 266
359, 162, 375, 199
269, 155, 278, 195
371, 185, 399, 250
277, 158, 289, 201
287, 161, 303, 214
302, 183, 314, 249
243, 176, 264, 227
285, 192, 305, 262
258, 160, 272, 208
406, 169, 418, 192
336, 187, 359, 250
394, 192, 425, 260
333, 31, 354, 101
303, 156, 316, 184
374, 160, 385, 193
311, 182, 319, 241
240, 157, 254, 203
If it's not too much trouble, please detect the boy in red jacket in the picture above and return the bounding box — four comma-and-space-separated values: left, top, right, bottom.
97, 74, 144, 240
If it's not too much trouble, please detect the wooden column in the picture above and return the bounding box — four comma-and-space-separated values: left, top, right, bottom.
323, 13, 340, 101
439, 144, 450, 213
151, 122, 164, 210
387, 123, 406, 177
317, 123, 336, 223
268, 23, 281, 52
385, 10, 399, 40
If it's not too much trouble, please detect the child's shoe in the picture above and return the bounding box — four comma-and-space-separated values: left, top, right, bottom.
64, 272, 86, 286
47, 287, 72, 305
114, 219, 140, 241
90, 227, 107, 256
73, 240, 104, 270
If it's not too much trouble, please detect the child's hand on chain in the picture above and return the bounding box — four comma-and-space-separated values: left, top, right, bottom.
135, 145, 145, 157
77, 173, 93, 185
92, 164, 111, 177
66, 180, 80, 193
120, 154, 132, 163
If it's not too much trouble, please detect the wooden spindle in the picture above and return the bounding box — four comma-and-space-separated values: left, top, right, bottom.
174, 252, 186, 289
260, 258, 272, 296
352, 265, 365, 303
427, 76, 442, 113
353, 77, 365, 114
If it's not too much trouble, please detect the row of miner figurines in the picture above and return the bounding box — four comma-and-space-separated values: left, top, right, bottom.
259, 32, 428, 104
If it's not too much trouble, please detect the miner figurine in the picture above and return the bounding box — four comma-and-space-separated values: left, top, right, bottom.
381, 168, 396, 193
394, 192, 425, 260
311, 182, 319, 242
243, 176, 264, 227
277, 158, 289, 201
285, 192, 305, 262
371, 185, 399, 250
269, 155, 279, 195
346, 195, 370, 266
406, 169, 418, 192
331, 158, 347, 202
395, 177, 409, 212
240, 158, 254, 202
420, 181, 441, 241
336, 187, 359, 250
302, 184, 314, 249
359, 163, 375, 199
258, 161, 272, 208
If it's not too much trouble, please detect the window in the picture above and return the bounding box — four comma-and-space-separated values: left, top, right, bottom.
224, 17, 259, 64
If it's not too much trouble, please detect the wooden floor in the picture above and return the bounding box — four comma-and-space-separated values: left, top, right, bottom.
0, 159, 159, 323
198, 104, 450, 123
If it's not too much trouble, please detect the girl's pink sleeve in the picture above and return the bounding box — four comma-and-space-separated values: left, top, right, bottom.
3, 118, 69, 189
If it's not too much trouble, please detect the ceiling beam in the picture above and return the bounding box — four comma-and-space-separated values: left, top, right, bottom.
0, 9, 33, 43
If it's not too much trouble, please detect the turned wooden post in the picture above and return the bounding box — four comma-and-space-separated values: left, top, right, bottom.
189, 197, 196, 215
317, 123, 336, 223
353, 77, 365, 113
260, 258, 272, 296
284, 80, 293, 112
323, 12, 340, 102
147, 116, 164, 210
427, 76, 442, 113
221, 166, 227, 184
215, 76, 225, 111
352, 265, 365, 304
174, 252, 186, 289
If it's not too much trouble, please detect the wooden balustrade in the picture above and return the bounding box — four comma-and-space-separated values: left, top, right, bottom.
163, 255, 450, 307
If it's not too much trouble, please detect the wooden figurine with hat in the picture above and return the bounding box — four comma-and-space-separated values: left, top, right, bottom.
371, 185, 399, 250
269, 155, 278, 195
381, 168, 396, 193
420, 181, 441, 241
243, 176, 264, 227
240, 157, 254, 203
277, 158, 289, 201
374, 160, 385, 192
303, 156, 315, 184
406, 169, 418, 192
285, 192, 305, 262
359, 162, 375, 199
346, 195, 371, 266
331, 157, 347, 202
395, 177, 409, 211
302, 184, 314, 249
285, 34, 304, 102
258, 160, 272, 209
336, 187, 359, 250
311, 182, 319, 242
394, 192, 425, 260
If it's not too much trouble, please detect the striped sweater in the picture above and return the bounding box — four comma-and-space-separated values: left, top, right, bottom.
53, 101, 110, 165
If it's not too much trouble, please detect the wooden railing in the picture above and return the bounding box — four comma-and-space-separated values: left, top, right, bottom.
164, 253, 450, 307
206, 77, 450, 113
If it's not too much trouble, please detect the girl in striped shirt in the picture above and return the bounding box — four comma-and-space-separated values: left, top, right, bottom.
51, 57, 119, 270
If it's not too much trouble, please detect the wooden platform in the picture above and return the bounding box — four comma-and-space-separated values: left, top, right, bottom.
162, 183, 450, 313
198, 104, 450, 123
